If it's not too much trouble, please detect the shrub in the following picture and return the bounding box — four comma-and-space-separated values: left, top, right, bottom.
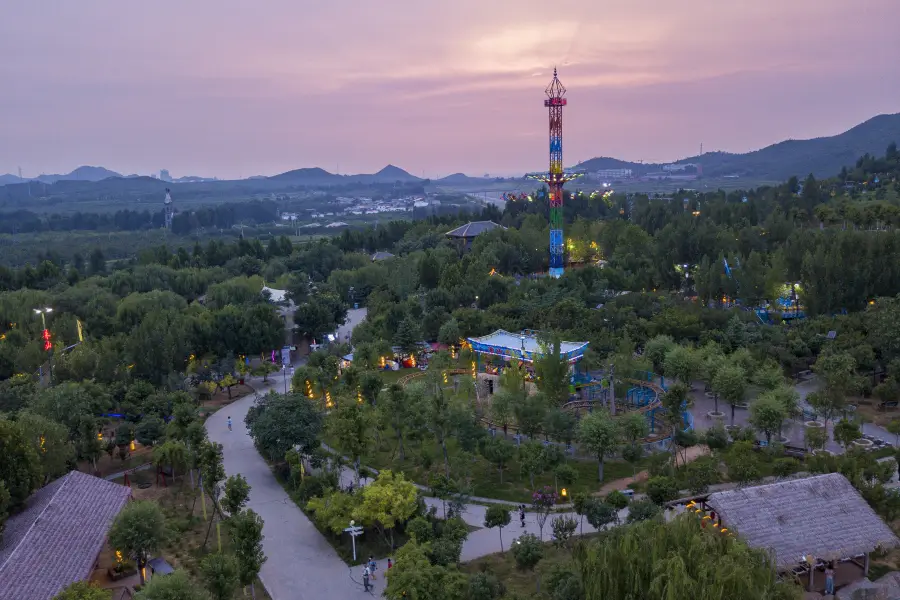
605, 490, 630, 510
645, 476, 679, 505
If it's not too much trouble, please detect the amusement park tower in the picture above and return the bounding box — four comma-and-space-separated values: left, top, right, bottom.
529, 68, 581, 278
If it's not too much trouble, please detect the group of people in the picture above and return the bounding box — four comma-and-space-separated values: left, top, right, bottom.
362, 556, 392, 592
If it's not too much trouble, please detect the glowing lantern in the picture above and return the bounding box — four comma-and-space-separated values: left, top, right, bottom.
443, 372, 448, 384
560, 488, 567, 497
130, 440, 136, 451
357, 388, 363, 404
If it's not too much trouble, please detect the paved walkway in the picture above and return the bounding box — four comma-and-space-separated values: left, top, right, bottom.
207, 372, 612, 599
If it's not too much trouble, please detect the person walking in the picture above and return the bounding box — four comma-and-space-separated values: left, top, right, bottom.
825, 562, 835, 595
368, 556, 377, 580
387, 558, 392, 570
227, 416, 232, 431
362, 565, 371, 592
519, 505, 526, 528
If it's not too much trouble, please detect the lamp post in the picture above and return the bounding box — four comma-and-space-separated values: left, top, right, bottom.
344, 520, 364, 562
282, 364, 288, 395
34, 307, 54, 385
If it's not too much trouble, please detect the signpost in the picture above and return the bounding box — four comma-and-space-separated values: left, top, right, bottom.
344, 521, 364, 562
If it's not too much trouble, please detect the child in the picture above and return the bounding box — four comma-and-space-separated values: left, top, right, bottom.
368, 556, 377, 580
227, 416, 232, 431
387, 558, 392, 570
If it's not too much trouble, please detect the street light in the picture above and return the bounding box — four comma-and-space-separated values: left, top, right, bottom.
344, 520, 364, 562
34, 308, 54, 384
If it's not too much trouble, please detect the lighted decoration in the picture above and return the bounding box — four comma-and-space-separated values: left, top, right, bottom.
130, 440, 136, 451
325, 391, 333, 409
379, 356, 386, 368
560, 488, 568, 497
443, 372, 449, 384
115, 551, 123, 564
470, 361, 476, 379
357, 388, 363, 404
42, 328, 52, 351
40, 436, 46, 452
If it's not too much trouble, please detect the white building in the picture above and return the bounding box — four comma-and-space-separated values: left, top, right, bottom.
596, 168, 632, 179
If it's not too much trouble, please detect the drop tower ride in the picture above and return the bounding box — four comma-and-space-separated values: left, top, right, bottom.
529, 68, 580, 278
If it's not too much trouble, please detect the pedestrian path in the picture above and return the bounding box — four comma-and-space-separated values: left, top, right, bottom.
206, 374, 611, 599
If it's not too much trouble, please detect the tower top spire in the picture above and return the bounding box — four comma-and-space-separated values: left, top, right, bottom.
545, 67, 566, 99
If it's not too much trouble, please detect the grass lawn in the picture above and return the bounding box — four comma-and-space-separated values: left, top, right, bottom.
377, 368, 421, 385
328, 433, 645, 504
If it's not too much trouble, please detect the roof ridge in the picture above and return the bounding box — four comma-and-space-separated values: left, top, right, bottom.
709, 473, 838, 496
0, 472, 73, 576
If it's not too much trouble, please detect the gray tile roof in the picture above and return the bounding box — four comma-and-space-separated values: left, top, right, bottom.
707, 473, 899, 569
0, 470, 131, 600
445, 221, 506, 238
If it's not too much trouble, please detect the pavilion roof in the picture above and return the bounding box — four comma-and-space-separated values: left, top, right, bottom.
467, 329, 588, 362
706, 473, 899, 569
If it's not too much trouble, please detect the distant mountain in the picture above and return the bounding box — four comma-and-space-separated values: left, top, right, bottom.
268, 167, 337, 184
0, 165, 122, 185
34, 165, 122, 184
577, 113, 900, 180
373, 164, 420, 182
0, 174, 25, 185
436, 173, 479, 184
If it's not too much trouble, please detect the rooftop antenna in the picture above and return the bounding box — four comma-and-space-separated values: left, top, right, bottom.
164, 188, 174, 230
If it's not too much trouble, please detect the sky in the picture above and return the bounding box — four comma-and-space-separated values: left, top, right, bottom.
1, 0, 899, 179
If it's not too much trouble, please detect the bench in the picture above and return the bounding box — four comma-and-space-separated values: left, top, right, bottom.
879, 401, 899, 411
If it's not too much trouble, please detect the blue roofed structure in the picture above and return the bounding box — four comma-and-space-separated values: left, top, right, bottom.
466, 329, 588, 364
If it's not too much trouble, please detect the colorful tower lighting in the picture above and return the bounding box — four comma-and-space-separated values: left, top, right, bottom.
528, 68, 581, 278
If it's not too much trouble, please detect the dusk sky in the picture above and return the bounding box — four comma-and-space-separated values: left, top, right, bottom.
2, 0, 899, 179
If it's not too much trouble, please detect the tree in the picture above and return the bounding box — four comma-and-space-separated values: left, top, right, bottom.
480, 436, 514, 483
519, 441, 547, 489
584, 499, 618, 530
135, 415, 165, 447
198, 440, 226, 548
514, 392, 547, 439
713, 362, 747, 426
200, 552, 239, 600
644, 335, 675, 374
437, 318, 461, 346
645, 476, 679, 505
394, 316, 423, 357
551, 515, 578, 550
887, 419, 900, 446
152, 439, 188, 482
531, 486, 558, 541
328, 397, 372, 485
15, 411, 73, 484
53, 581, 112, 600
484, 505, 511, 552
108, 500, 167, 586
0, 418, 42, 511
749, 391, 789, 445
577, 410, 620, 481
625, 499, 661, 524
724, 441, 762, 485
357, 470, 418, 549
384, 540, 467, 600
511, 533, 544, 592
135, 570, 208, 600
222, 474, 251, 516
230, 509, 267, 600
811, 351, 861, 431
833, 418, 862, 449
488, 390, 514, 437
534, 337, 571, 405
663, 345, 700, 385
245, 392, 323, 462
306, 489, 357, 534
467, 572, 504, 600
576, 513, 799, 599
